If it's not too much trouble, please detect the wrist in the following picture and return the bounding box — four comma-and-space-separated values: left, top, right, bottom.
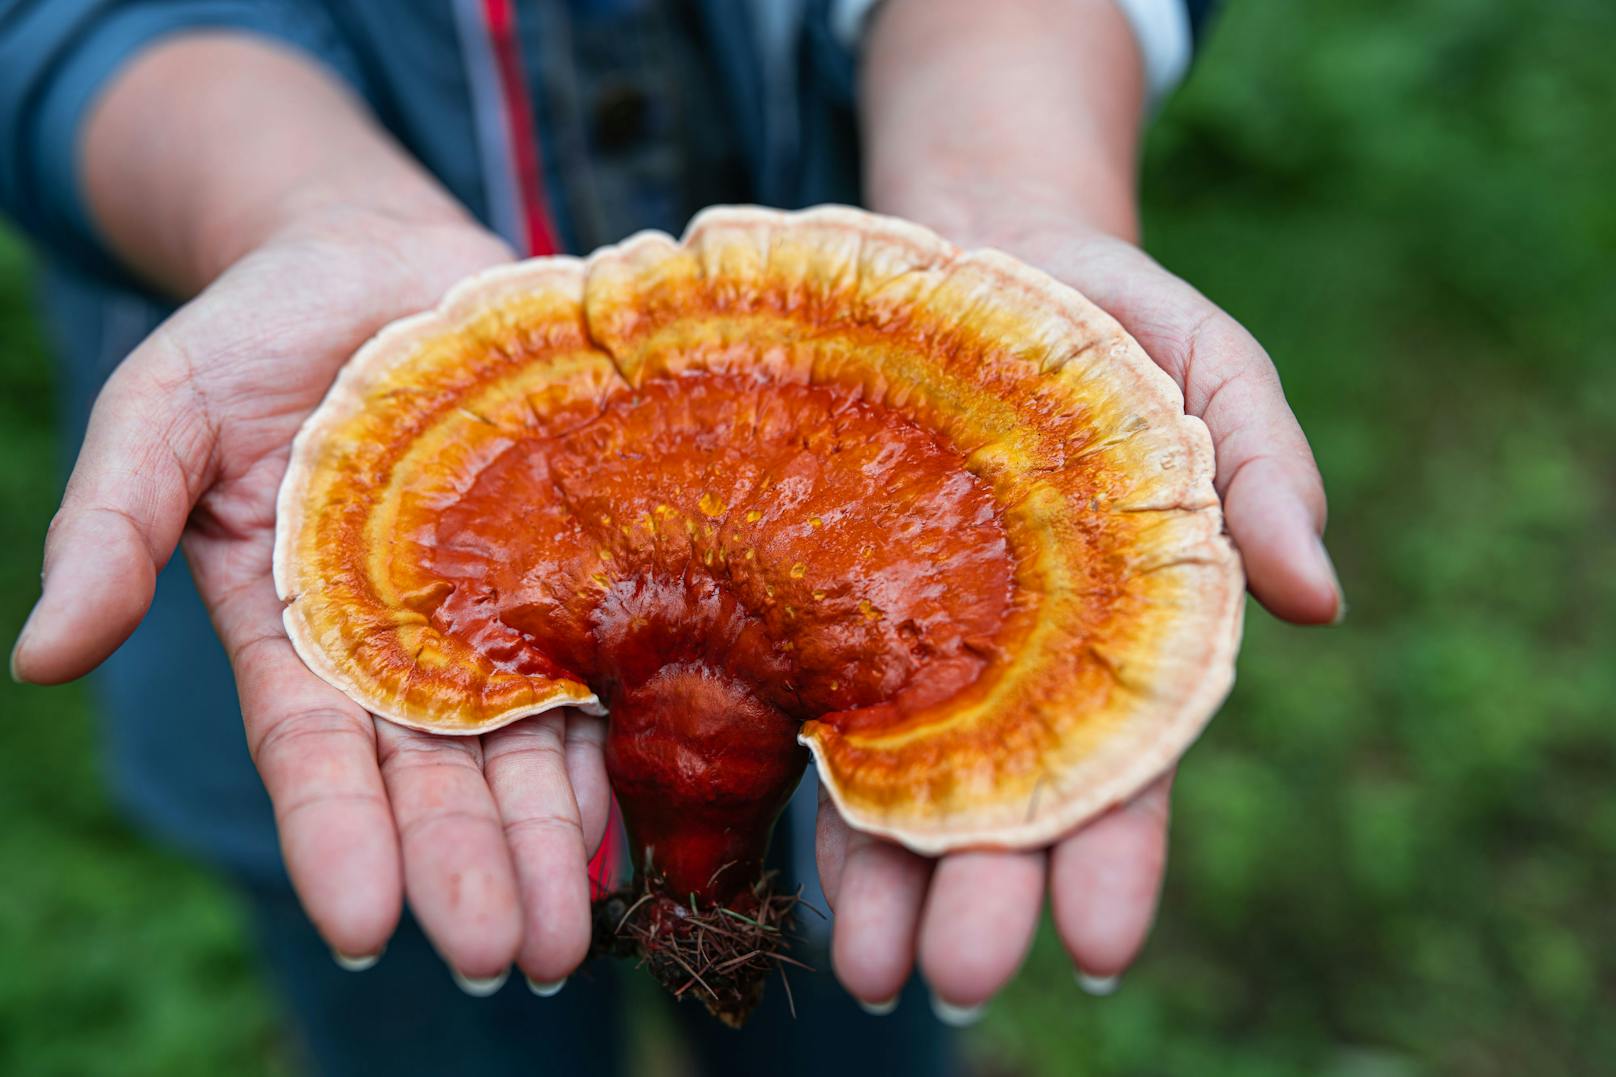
217, 192, 500, 272
870, 172, 1139, 256
860, 0, 1144, 252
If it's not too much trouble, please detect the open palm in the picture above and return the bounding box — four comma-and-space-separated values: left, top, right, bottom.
816, 225, 1340, 1017
12, 214, 611, 987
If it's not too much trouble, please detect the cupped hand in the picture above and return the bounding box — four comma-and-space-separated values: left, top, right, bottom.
816, 221, 1343, 1019
10, 210, 610, 988
11, 198, 1341, 1010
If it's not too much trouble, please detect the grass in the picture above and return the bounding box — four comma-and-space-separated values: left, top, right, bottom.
1, 0, 1612, 1073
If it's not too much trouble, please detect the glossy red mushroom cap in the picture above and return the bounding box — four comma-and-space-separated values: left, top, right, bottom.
274, 206, 1243, 854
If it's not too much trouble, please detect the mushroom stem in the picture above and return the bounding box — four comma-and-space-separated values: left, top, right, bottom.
595, 660, 809, 1021
605, 661, 807, 902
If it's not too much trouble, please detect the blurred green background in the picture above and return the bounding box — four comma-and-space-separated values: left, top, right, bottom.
2, 0, 1612, 1074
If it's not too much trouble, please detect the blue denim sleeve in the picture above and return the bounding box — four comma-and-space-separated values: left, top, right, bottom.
0, 0, 367, 271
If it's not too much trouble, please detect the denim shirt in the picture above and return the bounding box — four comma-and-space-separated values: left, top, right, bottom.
0, 0, 1210, 880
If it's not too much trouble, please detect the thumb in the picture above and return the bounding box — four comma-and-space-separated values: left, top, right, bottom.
11, 331, 215, 683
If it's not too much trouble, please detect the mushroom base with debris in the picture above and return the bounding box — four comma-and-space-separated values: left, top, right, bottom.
592, 870, 814, 1026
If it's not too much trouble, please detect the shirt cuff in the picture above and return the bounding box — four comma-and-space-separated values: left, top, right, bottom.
832, 0, 1194, 108
829, 0, 883, 49
1108, 0, 1193, 107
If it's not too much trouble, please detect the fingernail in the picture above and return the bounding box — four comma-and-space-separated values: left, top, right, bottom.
1316, 536, 1347, 623
452, 966, 510, 997
1076, 970, 1120, 996
332, 949, 382, 972
9, 605, 38, 684
525, 975, 566, 997
929, 993, 984, 1027
857, 995, 899, 1016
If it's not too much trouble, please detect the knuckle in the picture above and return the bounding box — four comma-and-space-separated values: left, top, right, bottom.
377, 731, 483, 770
397, 807, 502, 844
274, 789, 389, 829
503, 811, 583, 848
251, 707, 373, 765
485, 739, 569, 779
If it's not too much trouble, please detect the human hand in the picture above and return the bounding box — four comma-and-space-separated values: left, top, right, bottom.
10, 209, 612, 990
815, 213, 1342, 1020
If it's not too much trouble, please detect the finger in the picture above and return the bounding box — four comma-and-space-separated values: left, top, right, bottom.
819, 795, 933, 1006
1185, 321, 1340, 624
11, 335, 216, 683
814, 779, 851, 908
1057, 243, 1341, 624
917, 850, 1046, 1010
218, 576, 401, 959
482, 712, 594, 984
563, 711, 611, 856
375, 720, 522, 980
1049, 772, 1173, 980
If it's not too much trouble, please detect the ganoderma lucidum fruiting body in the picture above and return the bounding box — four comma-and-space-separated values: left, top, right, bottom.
274, 207, 1244, 1024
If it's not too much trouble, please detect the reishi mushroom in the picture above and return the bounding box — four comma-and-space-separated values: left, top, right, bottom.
273, 206, 1244, 1024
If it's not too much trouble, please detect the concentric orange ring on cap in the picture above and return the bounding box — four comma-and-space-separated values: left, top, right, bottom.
274, 205, 1244, 855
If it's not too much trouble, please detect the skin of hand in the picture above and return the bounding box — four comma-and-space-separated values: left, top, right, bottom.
815, 0, 1344, 1018
8, 36, 609, 988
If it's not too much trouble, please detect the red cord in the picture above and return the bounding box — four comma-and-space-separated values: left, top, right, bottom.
482, 0, 622, 896
481, 0, 562, 258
